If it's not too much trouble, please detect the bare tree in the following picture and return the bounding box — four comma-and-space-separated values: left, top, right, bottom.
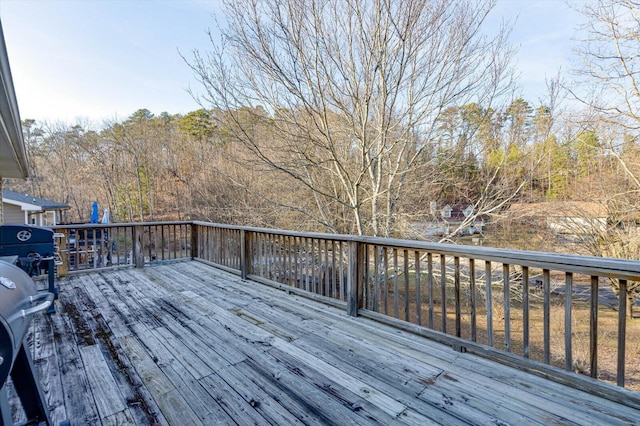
573, 0, 640, 130
188, 0, 516, 237
570, 0, 640, 317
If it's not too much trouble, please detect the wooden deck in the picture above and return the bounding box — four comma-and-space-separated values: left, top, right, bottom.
9, 260, 640, 425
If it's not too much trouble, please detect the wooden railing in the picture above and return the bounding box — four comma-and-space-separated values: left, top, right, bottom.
52, 222, 191, 273
192, 222, 640, 400
53, 221, 640, 400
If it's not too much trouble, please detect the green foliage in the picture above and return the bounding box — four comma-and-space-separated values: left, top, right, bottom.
505, 98, 533, 131
571, 131, 600, 178
505, 98, 532, 117
126, 108, 154, 124
536, 135, 571, 200
178, 109, 218, 143
486, 148, 505, 170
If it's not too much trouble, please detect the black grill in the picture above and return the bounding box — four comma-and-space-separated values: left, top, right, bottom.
0, 227, 60, 424
0, 225, 58, 305
0, 256, 55, 424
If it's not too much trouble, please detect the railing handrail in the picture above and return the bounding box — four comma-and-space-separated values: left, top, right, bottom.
52, 221, 192, 230
192, 221, 640, 281
54, 220, 640, 279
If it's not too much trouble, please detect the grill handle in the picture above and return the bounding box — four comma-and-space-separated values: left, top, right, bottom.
7, 292, 54, 323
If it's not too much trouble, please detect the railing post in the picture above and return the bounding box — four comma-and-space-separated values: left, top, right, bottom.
133, 225, 144, 268
347, 241, 363, 317
56, 230, 69, 276
241, 230, 251, 280
191, 223, 199, 260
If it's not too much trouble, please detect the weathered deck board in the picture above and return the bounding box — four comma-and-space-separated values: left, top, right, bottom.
80, 345, 127, 419
34, 283, 98, 425
304, 326, 567, 425
10, 260, 640, 425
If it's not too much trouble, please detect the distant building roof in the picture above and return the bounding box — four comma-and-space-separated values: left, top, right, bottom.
2, 189, 70, 210
429, 203, 486, 224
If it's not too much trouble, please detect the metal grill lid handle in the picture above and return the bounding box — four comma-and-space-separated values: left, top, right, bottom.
6, 292, 54, 323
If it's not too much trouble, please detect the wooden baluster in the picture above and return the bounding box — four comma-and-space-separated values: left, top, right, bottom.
543, 269, 551, 364
323, 239, 329, 296
393, 249, 399, 319
590, 275, 598, 379
470, 258, 476, 342
240, 230, 248, 280
503, 263, 511, 352
339, 241, 345, 301
522, 266, 529, 358
485, 261, 493, 347
428, 253, 434, 330
565, 272, 573, 371
364, 244, 370, 308
347, 241, 363, 317
617, 279, 627, 387
415, 251, 421, 326
331, 240, 337, 298
441, 254, 447, 333
383, 247, 389, 315
373, 245, 380, 312
455, 257, 461, 337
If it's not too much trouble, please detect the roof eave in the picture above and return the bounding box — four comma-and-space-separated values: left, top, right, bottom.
2, 196, 40, 211
0, 20, 27, 179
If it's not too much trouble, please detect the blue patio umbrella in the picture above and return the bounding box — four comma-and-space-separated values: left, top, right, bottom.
90, 201, 99, 223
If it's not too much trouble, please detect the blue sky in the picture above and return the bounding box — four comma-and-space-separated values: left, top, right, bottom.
490, 0, 585, 104
0, 0, 584, 125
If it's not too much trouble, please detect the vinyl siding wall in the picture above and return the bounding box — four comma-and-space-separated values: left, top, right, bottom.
2, 203, 25, 224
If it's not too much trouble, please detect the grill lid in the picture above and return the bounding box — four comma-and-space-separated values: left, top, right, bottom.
0, 225, 54, 246
0, 261, 53, 386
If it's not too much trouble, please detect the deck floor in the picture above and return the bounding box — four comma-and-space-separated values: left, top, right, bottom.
8, 260, 640, 425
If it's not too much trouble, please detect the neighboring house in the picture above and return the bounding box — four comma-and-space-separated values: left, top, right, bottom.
409, 202, 486, 238
0, 21, 28, 225
2, 189, 70, 226
506, 201, 607, 238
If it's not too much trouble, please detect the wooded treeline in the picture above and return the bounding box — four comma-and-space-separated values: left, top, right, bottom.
9, 98, 639, 236
5, 0, 640, 251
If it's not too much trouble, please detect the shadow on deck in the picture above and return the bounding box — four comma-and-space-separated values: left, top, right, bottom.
9, 260, 640, 425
